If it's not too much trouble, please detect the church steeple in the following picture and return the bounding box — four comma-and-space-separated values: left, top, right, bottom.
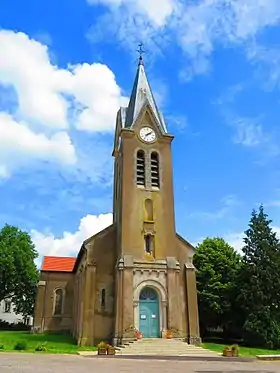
124, 56, 167, 134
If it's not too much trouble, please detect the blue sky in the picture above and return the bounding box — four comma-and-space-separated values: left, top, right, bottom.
1, 0, 280, 262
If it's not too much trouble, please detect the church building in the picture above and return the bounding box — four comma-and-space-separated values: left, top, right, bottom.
33, 56, 201, 346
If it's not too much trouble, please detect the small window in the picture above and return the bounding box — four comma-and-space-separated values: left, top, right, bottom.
101, 289, 106, 307
53, 289, 63, 316
136, 150, 145, 186
145, 235, 154, 255
4, 300, 11, 313
151, 152, 160, 188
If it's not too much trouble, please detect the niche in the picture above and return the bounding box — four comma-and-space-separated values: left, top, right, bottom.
144, 198, 154, 221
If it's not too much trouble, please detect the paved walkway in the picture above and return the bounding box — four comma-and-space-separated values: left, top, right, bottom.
1, 353, 280, 373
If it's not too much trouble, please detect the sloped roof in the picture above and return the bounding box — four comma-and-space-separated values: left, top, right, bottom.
41, 256, 76, 272
124, 59, 167, 133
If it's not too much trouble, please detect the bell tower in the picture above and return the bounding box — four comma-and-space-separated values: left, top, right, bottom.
112, 55, 200, 346
112, 56, 176, 260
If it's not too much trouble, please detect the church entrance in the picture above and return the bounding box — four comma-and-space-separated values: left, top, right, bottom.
139, 287, 160, 338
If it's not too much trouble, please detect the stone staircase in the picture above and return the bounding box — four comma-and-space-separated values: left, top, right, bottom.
116, 338, 220, 357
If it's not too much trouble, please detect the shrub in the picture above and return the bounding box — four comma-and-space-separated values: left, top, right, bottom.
14, 341, 27, 351
0, 344, 4, 350
35, 342, 47, 352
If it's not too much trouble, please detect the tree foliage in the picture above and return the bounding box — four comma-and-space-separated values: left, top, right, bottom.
237, 205, 280, 348
193, 237, 241, 335
0, 224, 39, 316
193, 206, 280, 348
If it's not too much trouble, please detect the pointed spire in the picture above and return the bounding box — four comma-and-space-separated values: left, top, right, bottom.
124, 48, 167, 133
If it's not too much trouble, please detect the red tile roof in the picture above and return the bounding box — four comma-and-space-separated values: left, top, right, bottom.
42, 256, 76, 272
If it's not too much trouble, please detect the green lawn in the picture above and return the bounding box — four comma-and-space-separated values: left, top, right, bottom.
203, 342, 280, 357
0, 331, 97, 354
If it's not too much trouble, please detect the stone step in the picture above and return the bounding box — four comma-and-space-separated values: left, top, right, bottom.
118, 349, 217, 354
116, 338, 219, 357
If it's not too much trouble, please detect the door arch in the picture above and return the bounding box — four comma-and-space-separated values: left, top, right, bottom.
139, 287, 160, 338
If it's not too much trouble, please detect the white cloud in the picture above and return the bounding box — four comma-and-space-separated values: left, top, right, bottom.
265, 200, 280, 207
87, 0, 176, 27
224, 232, 245, 253
225, 224, 280, 253
232, 117, 266, 147
0, 30, 70, 129
0, 113, 76, 167
0, 29, 127, 178
189, 194, 240, 220
88, 0, 280, 78
0, 30, 126, 133
70, 63, 128, 132
31, 213, 113, 266
214, 85, 280, 158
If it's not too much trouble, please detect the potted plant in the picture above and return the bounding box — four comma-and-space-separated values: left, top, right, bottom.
222, 346, 232, 357
106, 344, 116, 355
97, 341, 107, 355
231, 344, 239, 357
165, 330, 173, 339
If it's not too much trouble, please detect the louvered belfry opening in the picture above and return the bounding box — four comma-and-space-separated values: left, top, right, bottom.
136, 150, 145, 186
151, 152, 160, 188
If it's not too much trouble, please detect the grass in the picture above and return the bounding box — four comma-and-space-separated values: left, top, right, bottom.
203, 342, 280, 357
0, 331, 97, 354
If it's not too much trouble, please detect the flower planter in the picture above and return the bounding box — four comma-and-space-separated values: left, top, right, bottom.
107, 346, 116, 355
135, 329, 143, 340
222, 347, 232, 357
97, 341, 108, 355
98, 347, 107, 355
231, 345, 239, 357
165, 331, 173, 339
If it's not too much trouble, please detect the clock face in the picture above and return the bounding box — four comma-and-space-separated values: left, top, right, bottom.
139, 127, 156, 143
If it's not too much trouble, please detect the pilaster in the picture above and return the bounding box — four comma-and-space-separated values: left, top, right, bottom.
122, 255, 135, 339
166, 257, 182, 333
79, 260, 96, 346
185, 263, 201, 345
114, 255, 135, 345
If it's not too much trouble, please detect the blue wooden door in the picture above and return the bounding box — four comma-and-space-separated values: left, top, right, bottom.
139, 287, 160, 338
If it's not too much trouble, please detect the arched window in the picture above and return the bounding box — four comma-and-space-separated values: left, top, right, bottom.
144, 199, 153, 221
151, 152, 160, 188
140, 287, 158, 301
101, 289, 106, 307
136, 150, 145, 186
53, 288, 63, 316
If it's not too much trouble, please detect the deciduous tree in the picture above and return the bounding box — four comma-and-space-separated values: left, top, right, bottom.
0, 224, 39, 317
193, 237, 241, 336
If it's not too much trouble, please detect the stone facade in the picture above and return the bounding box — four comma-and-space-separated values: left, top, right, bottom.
33, 59, 201, 346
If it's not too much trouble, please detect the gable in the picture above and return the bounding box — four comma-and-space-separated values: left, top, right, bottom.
131, 101, 163, 138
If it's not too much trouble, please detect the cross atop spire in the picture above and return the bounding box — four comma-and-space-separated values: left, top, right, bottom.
136, 42, 145, 65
